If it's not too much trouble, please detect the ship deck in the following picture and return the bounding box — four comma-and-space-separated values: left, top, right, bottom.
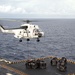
0, 56, 75, 75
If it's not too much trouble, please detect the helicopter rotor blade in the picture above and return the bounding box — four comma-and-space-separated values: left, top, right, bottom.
0, 18, 45, 23
0, 18, 21, 22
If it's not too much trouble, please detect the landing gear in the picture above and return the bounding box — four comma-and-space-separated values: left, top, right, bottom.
37, 38, 40, 42
19, 39, 22, 42
27, 39, 30, 41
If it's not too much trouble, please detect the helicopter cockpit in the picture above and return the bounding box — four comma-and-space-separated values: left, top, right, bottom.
20, 26, 28, 30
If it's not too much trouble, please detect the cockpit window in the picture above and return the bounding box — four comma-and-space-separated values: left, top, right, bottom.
20, 26, 28, 30
33, 29, 39, 32
35, 29, 39, 32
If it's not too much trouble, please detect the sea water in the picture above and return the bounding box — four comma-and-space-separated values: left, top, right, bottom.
0, 19, 75, 61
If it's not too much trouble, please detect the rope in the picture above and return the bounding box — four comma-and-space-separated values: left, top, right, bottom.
1, 56, 75, 75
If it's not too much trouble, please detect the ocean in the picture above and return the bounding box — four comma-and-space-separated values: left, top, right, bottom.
0, 19, 75, 61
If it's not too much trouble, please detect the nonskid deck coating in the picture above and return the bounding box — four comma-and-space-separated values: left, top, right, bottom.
0, 56, 75, 75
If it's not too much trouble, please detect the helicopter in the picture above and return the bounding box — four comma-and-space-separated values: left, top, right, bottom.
0, 20, 44, 42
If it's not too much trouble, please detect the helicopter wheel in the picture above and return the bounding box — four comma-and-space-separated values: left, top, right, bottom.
19, 39, 22, 42
37, 38, 40, 42
27, 39, 30, 41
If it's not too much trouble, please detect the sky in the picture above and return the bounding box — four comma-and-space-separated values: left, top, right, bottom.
0, 0, 75, 18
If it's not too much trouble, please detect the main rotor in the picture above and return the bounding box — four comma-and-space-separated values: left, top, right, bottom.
0, 18, 39, 24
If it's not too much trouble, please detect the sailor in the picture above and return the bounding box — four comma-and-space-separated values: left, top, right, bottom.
51, 57, 57, 66
57, 58, 67, 72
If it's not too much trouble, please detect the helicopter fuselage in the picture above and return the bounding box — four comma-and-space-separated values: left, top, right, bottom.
0, 24, 44, 42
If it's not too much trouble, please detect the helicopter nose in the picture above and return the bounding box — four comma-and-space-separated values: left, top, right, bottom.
41, 32, 44, 36
38, 32, 44, 37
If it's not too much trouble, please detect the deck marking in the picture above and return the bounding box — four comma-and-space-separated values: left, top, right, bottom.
0, 64, 28, 75
56, 73, 62, 75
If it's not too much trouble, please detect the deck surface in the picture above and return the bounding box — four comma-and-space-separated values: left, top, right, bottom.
0, 57, 75, 75
6, 58, 75, 75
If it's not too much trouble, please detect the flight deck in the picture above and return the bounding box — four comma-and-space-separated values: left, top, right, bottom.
0, 56, 75, 75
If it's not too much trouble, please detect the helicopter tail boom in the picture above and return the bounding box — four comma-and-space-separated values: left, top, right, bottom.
0, 25, 13, 33
0, 25, 5, 31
